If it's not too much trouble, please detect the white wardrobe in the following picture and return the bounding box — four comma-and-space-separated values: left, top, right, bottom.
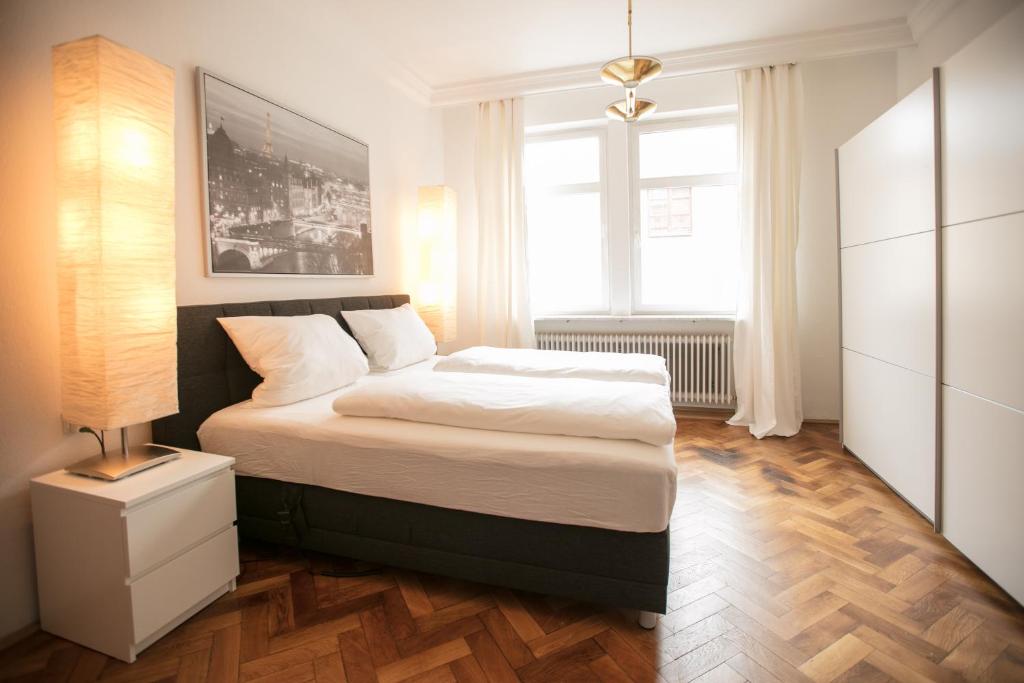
838, 76, 938, 523
838, 5, 1023, 604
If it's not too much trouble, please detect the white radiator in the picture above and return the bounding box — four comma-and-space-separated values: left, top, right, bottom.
536, 332, 735, 408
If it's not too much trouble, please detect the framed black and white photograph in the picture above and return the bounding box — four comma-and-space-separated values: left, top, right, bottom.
197, 69, 372, 276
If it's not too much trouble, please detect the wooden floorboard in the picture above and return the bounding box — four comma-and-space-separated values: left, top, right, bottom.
3, 419, 1023, 682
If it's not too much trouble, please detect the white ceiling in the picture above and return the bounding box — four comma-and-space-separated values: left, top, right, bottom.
346, 0, 920, 89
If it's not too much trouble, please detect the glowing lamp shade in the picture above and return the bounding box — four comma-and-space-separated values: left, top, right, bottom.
415, 186, 458, 343
54, 36, 178, 430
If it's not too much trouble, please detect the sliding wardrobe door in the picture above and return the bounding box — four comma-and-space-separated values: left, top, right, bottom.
939, 4, 1024, 604
837, 77, 938, 522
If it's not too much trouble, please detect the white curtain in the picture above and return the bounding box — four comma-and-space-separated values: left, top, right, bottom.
728, 64, 804, 438
475, 98, 535, 348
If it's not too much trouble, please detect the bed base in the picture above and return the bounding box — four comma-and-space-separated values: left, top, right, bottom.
236, 475, 669, 614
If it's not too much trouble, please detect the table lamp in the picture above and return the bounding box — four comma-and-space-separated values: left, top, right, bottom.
54, 36, 180, 480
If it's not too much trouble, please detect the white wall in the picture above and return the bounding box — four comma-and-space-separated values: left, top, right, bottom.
799, 52, 899, 420
897, 0, 1022, 97
0, 0, 443, 641
441, 105, 482, 352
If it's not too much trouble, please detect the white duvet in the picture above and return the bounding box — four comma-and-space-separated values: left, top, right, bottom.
332, 371, 676, 446
434, 346, 671, 386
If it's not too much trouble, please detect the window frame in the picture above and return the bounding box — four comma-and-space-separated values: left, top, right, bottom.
628, 113, 740, 316
524, 126, 611, 316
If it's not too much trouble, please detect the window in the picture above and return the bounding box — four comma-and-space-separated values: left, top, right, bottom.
635, 121, 739, 313
524, 133, 606, 315
524, 114, 738, 316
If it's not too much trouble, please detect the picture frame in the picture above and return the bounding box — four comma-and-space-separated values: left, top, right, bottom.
196, 68, 373, 277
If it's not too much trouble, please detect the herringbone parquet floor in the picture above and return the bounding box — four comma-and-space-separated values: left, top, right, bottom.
3, 419, 1023, 682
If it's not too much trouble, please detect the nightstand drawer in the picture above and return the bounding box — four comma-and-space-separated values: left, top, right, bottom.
126, 469, 235, 577
130, 525, 238, 643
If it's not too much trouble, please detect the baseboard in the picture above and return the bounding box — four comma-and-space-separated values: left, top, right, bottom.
0, 622, 39, 652
673, 409, 839, 427
674, 407, 733, 420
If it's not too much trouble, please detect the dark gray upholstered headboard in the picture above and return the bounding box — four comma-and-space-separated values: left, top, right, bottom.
151, 294, 410, 450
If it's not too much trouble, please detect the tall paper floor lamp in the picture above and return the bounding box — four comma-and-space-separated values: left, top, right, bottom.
54, 36, 180, 480
415, 186, 458, 343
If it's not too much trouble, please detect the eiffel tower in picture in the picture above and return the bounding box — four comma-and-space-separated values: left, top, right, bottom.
261, 111, 273, 156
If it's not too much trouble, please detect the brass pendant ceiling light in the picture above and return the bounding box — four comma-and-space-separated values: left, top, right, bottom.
601, 0, 662, 122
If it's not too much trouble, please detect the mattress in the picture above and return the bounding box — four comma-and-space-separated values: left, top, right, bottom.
198, 358, 677, 533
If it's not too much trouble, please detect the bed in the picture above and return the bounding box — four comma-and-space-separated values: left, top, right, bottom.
152, 294, 674, 614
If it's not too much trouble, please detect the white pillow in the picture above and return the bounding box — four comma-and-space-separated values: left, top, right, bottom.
341, 303, 437, 370
218, 314, 368, 407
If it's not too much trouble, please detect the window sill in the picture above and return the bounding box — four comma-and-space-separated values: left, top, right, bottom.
534, 315, 735, 334
535, 314, 735, 322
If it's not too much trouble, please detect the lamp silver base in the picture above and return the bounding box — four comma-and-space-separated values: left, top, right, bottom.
65, 445, 180, 481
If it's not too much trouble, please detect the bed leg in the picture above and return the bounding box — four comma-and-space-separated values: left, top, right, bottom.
638, 611, 658, 630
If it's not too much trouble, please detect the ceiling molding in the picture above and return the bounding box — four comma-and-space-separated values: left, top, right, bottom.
383, 61, 435, 106
429, 18, 916, 107
907, 0, 961, 41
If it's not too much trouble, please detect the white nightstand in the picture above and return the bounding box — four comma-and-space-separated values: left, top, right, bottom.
30, 448, 238, 663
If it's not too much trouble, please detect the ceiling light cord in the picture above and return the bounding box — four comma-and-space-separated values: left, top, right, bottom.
627, 0, 633, 58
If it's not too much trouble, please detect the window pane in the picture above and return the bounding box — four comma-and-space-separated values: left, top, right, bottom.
525, 137, 600, 187
639, 185, 738, 311
527, 191, 604, 313
644, 186, 692, 237
639, 125, 737, 178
